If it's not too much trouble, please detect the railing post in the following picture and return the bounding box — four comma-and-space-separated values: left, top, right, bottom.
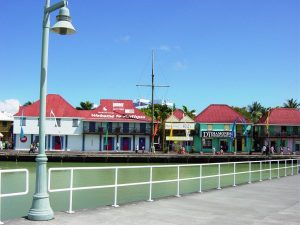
176, 166, 181, 197
248, 162, 252, 184
269, 161, 272, 180
148, 167, 153, 202
112, 168, 119, 207
217, 164, 221, 190
233, 162, 236, 187
199, 165, 202, 193
67, 169, 75, 214
285, 160, 287, 177
259, 161, 262, 182
291, 160, 294, 175
0, 171, 3, 225
277, 160, 280, 178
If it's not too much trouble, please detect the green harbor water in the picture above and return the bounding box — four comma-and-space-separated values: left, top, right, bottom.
0, 161, 295, 221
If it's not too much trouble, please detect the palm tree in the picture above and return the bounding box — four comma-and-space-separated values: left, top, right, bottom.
141, 104, 172, 152
283, 98, 300, 109
232, 106, 251, 121
76, 101, 94, 110
247, 101, 264, 123
23, 101, 32, 106
182, 105, 196, 119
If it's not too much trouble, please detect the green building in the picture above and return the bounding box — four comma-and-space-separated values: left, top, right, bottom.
254, 108, 300, 153
194, 104, 253, 153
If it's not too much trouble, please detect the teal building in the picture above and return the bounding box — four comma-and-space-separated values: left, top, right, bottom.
194, 104, 253, 153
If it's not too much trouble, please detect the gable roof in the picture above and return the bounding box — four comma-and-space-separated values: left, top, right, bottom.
14, 95, 152, 123
257, 108, 300, 125
166, 109, 194, 123
195, 104, 251, 123
81, 99, 152, 122
14, 94, 79, 118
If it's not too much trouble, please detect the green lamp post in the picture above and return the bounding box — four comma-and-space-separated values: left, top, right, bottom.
27, 0, 75, 221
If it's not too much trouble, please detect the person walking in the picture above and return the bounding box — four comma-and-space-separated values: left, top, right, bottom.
261, 145, 266, 155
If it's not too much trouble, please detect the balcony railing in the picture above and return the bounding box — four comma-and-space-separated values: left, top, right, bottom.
83, 127, 151, 135
257, 131, 300, 137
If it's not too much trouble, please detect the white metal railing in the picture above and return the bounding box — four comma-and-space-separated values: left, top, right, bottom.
0, 169, 29, 224
48, 159, 299, 214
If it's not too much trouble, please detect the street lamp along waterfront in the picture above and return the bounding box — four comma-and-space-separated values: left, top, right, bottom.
27, 0, 75, 221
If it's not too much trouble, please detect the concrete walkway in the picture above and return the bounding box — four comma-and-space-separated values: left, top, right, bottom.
6, 175, 300, 225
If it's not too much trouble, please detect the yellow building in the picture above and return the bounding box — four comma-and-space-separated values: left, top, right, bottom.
165, 109, 195, 152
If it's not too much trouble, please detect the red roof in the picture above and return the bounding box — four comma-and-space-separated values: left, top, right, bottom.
14, 94, 151, 123
79, 99, 152, 122
257, 108, 300, 125
14, 94, 79, 117
172, 109, 185, 120
195, 104, 251, 123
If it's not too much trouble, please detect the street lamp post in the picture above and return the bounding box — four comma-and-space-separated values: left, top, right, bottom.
28, 0, 75, 221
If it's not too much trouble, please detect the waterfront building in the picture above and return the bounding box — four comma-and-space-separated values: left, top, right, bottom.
0, 111, 14, 147
133, 98, 173, 109
13, 94, 152, 151
165, 109, 195, 152
194, 104, 253, 153
254, 108, 300, 153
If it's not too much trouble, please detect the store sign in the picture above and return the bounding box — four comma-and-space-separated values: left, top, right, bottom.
165, 123, 195, 130
113, 102, 124, 110
166, 136, 193, 141
202, 131, 232, 138
125, 109, 134, 114
91, 113, 146, 120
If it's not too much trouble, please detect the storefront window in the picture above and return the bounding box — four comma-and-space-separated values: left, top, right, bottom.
203, 139, 212, 149
224, 124, 229, 131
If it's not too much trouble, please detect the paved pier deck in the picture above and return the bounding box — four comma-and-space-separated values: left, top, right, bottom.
6, 175, 300, 225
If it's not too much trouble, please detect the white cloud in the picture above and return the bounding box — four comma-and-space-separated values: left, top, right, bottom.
0, 99, 20, 114
159, 45, 171, 51
174, 60, 187, 70
115, 35, 130, 43
158, 45, 181, 52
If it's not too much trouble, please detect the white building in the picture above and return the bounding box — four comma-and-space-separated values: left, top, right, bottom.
133, 98, 173, 109
13, 94, 152, 152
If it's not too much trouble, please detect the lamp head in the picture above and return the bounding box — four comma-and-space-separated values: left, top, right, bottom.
51, 6, 76, 35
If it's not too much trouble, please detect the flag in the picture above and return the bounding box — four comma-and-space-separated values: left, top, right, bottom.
20, 127, 25, 139
20, 110, 25, 140
230, 121, 236, 140
104, 123, 108, 149
266, 110, 271, 135
169, 123, 173, 139
153, 122, 159, 137
50, 109, 59, 127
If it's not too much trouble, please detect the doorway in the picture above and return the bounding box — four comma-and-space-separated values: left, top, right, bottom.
139, 137, 145, 151
104, 137, 114, 150
220, 140, 228, 152
121, 137, 131, 151
236, 138, 242, 152
53, 136, 63, 150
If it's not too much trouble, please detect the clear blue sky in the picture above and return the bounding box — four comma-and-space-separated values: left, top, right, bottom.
1, 0, 299, 113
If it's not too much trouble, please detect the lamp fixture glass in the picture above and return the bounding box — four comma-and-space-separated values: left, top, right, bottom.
51, 6, 76, 35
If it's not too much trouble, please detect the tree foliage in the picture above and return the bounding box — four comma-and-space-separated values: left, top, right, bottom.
76, 101, 94, 110
283, 98, 300, 109
23, 101, 32, 106
182, 105, 196, 119
232, 106, 251, 121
